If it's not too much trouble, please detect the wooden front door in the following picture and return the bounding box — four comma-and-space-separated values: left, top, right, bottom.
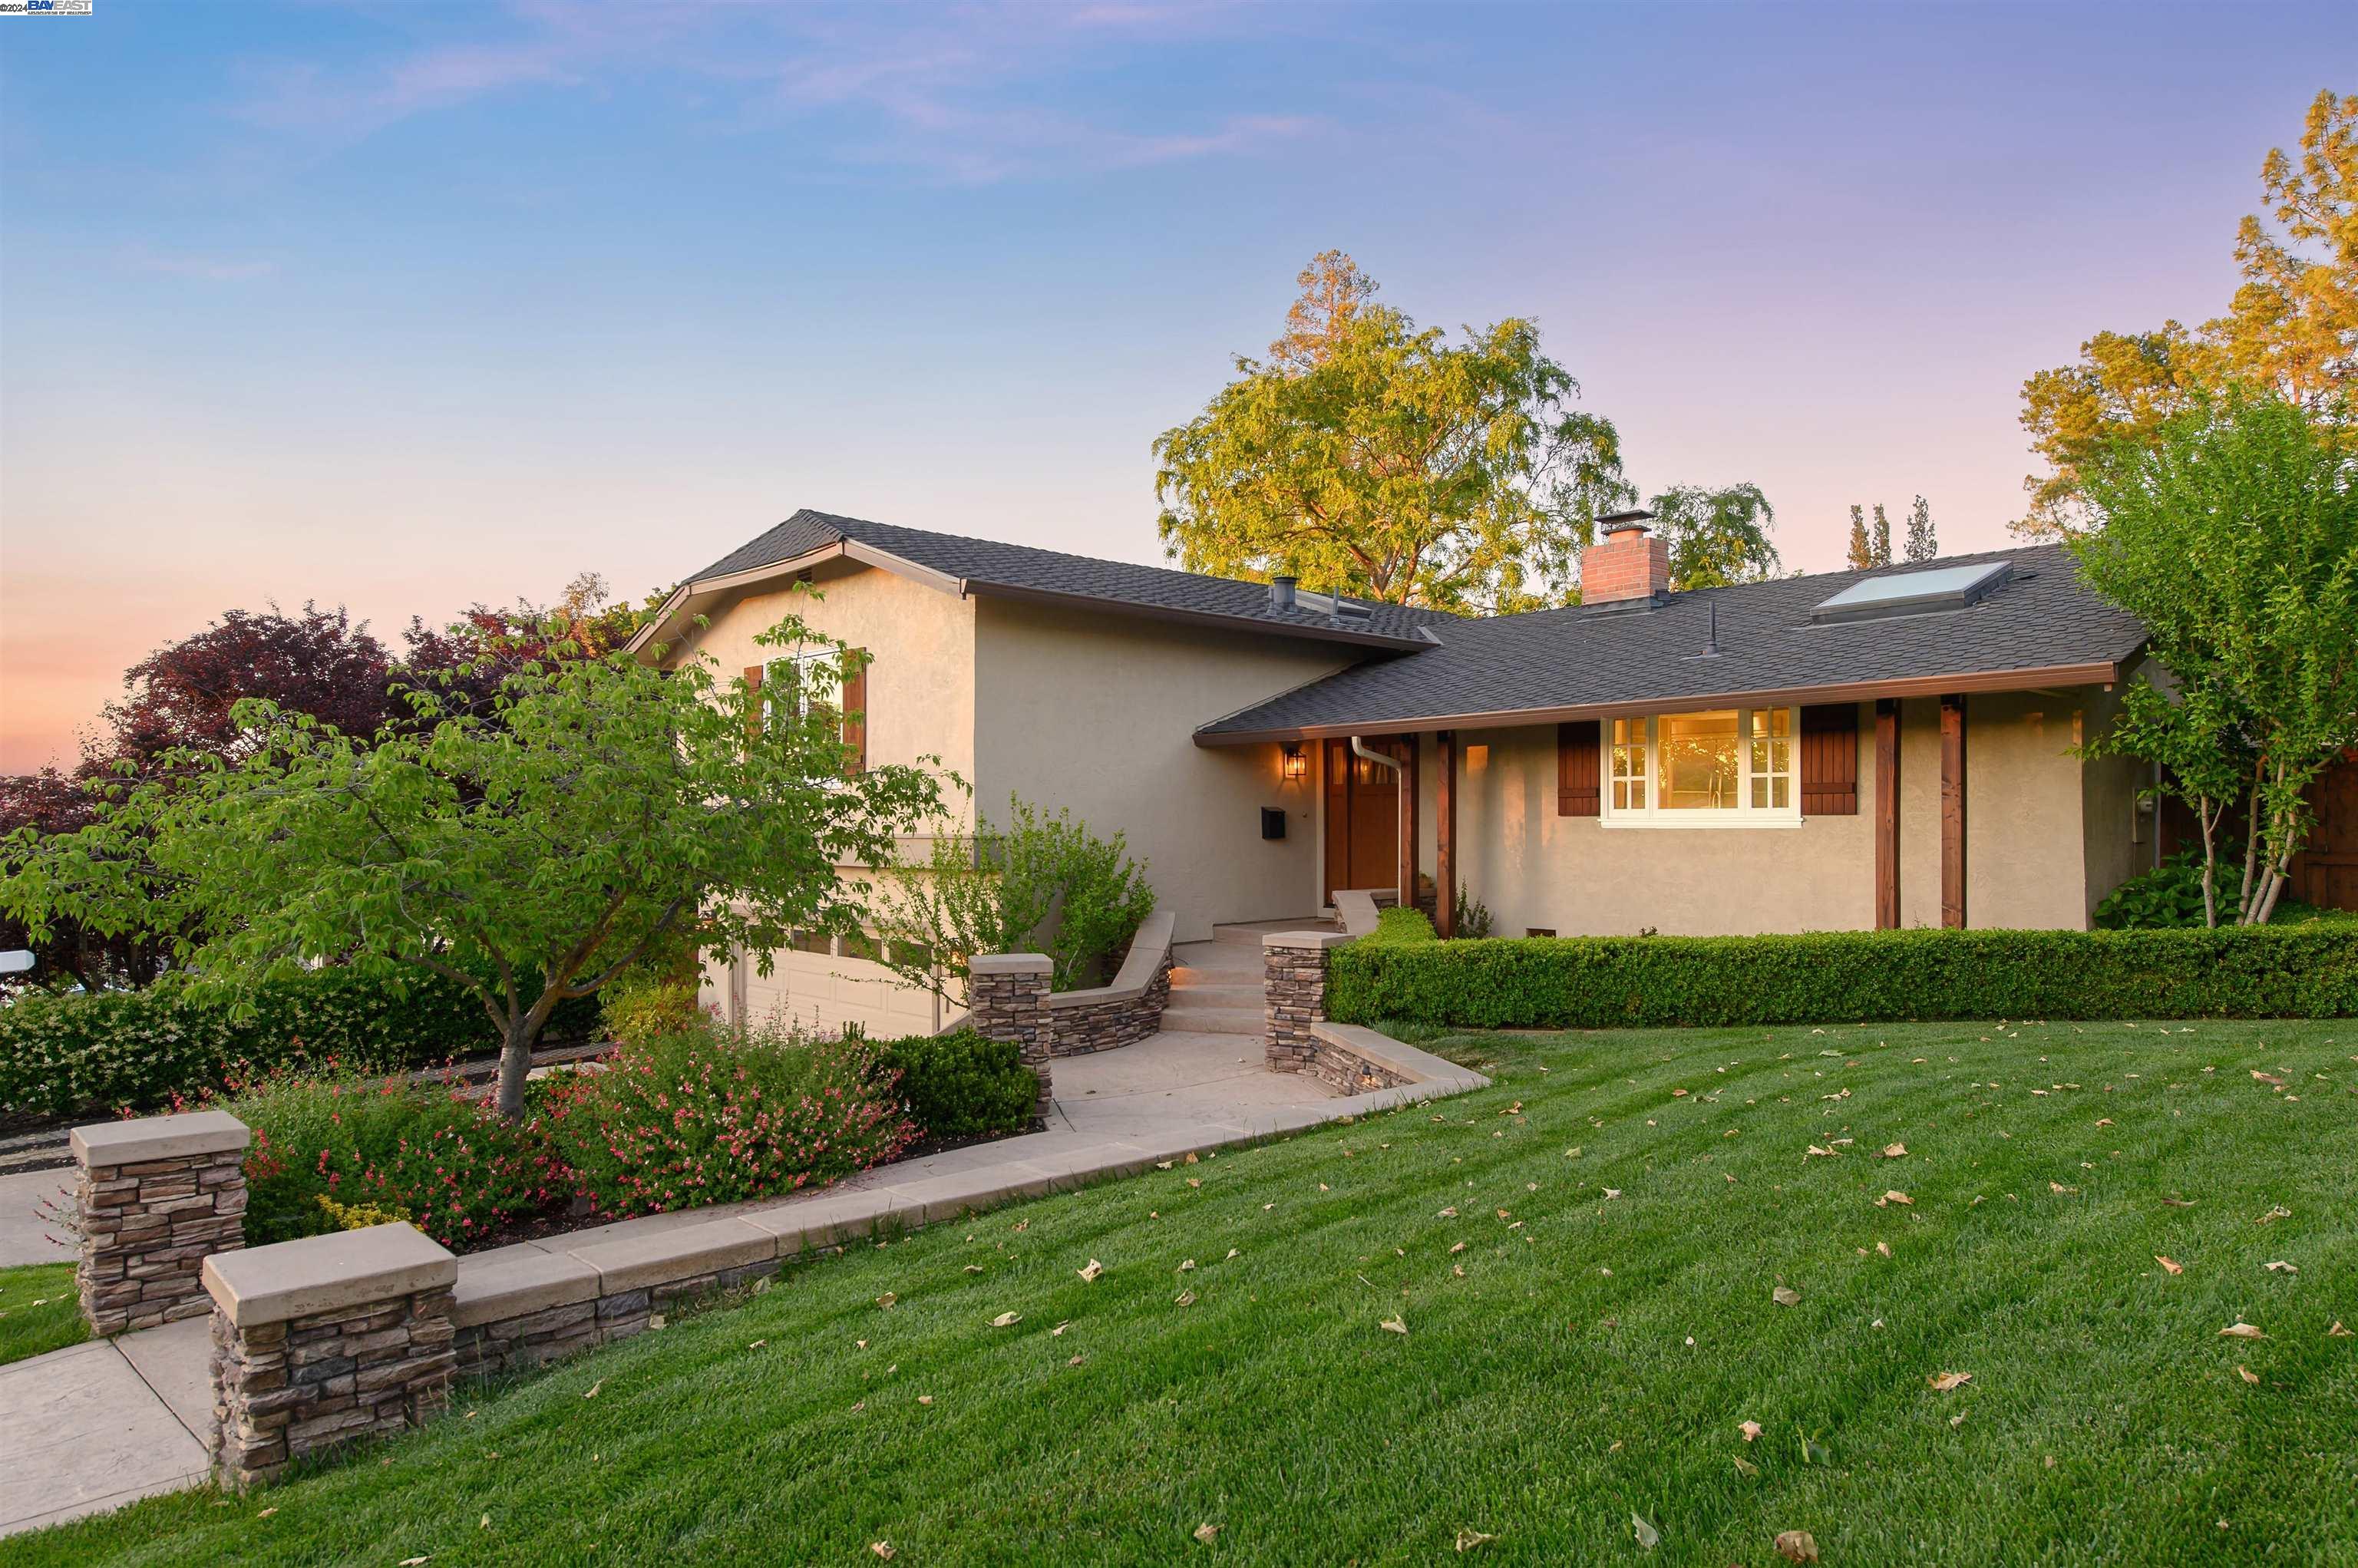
1324, 740, 1402, 905
2290, 748, 2358, 911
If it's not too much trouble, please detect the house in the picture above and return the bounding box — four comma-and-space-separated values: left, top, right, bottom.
630, 506, 2169, 1036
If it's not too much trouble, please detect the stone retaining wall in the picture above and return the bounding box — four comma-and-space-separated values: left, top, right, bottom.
205, 1223, 457, 1490
1263, 931, 1350, 1074
968, 953, 1054, 1123
71, 1110, 249, 1337
1306, 1035, 1413, 1095
1045, 952, 1171, 1055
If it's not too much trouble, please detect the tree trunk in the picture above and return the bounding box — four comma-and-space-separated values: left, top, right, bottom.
2198, 804, 2218, 929
494, 1015, 538, 1119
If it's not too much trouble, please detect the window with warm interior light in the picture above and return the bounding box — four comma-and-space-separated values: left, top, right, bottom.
1604, 708, 1798, 826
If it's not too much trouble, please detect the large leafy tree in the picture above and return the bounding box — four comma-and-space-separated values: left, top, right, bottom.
2072, 389, 2358, 925
1, 612, 946, 1115
2017, 90, 2357, 536
1646, 484, 1781, 589
1154, 254, 1631, 613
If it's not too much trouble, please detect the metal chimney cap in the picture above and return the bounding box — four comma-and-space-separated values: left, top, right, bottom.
1598, 510, 1655, 535
1268, 575, 1299, 611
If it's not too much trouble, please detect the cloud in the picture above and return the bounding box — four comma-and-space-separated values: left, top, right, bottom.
219, 1, 1316, 183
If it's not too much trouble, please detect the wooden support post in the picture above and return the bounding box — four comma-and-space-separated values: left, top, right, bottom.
1875, 698, 1901, 929
1435, 730, 1458, 938
1397, 737, 1419, 913
1940, 694, 1967, 929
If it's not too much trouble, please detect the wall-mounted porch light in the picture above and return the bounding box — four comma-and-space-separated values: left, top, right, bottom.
1281, 741, 1307, 782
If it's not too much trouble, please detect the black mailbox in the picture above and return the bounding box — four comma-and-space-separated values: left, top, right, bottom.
1260, 807, 1287, 840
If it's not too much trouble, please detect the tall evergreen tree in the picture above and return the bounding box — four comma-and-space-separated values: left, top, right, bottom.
1845, 505, 1876, 570
1904, 495, 1937, 562
1871, 503, 1894, 567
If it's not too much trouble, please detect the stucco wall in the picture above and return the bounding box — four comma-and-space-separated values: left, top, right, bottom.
1405, 689, 2117, 936
665, 555, 978, 787
973, 597, 1346, 942
2079, 668, 2159, 919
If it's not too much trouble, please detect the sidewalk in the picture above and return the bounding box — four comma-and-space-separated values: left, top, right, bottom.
0, 1028, 1486, 1539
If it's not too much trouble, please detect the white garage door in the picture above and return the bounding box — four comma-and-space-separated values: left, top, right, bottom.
699, 935, 945, 1041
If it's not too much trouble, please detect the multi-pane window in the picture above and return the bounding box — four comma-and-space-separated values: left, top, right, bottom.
764, 649, 840, 727
1602, 708, 1801, 825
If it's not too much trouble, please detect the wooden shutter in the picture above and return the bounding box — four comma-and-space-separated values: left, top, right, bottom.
840, 651, 867, 774
1557, 721, 1601, 817
1799, 703, 1859, 816
744, 665, 763, 738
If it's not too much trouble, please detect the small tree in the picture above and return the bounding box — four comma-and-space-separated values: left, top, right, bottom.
1645, 484, 1780, 589
878, 797, 1154, 997
0, 615, 945, 1116
1904, 496, 1938, 563
2073, 388, 2358, 924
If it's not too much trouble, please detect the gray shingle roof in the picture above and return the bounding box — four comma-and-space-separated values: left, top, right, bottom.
1195, 545, 2148, 738
688, 509, 1456, 649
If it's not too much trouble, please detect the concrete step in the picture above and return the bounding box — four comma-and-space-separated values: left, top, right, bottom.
1166, 981, 1261, 1007
1158, 1005, 1262, 1036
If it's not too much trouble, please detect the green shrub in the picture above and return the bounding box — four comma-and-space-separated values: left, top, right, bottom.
1451, 887, 1494, 939
599, 973, 707, 1045
869, 1028, 1037, 1141
0, 969, 602, 1119
1326, 926, 2358, 1030
2094, 851, 2241, 929
230, 1069, 567, 1250
1364, 906, 1437, 945
541, 1025, 910, 1221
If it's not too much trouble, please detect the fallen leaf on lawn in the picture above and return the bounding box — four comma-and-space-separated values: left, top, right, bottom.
1155, 1160, 1174, 1170
1319, 1183, 1330, 1192
1455, 1527, 1496, 1552
1772, 1286, 1802, 1308
2237, 1365, 2260, 1384
1187, 1178, 1201, 1189
1226, 1248, 1240, 1259
918, 1395, 933, 1406
1950, 1411, 1968, 1428
257, 1507, 277, 1518
2328, 1321, 2351, 1337
876, 1293, 897, 1309
1438, 1206, 1458, 1217
871, 1543, 896, 1561
2156, 1256, 2184, 1275
991, 1312, 1021, 1328
1603, 1188, 1623, 1200
1739, 1419, 1763, 1442
2096, 1118, 2113, 1127
2255, 1205, 2291, 1225
1732, 1455, 1759, 1477
1630, 1513, 1660, 1550
1177, 1258, 1196, 1273
1078, 1260, 1103, 1283
1672, 1088, 1688, 1098
1928, 1371, 1973, 1391
964, 1263, 985, 1274
1882, 1143, 1907, 1158
2252, 1071, 2285, 1086
2162, 1197, 2197, 1207
1775, 1529, 1821, 1563
2049, 1182, 2078, 1195
1012, 1220, 1028, 1232
1876, 1241, 1892, 1257
2220, 1322, 2266, 1339
583, 1381, 603, 1399
1174, 1289, 1196, 1307
1184, 1152, 1198, 1164
1193, 1523, 1220, 1544
1805, 1145, 1835, 1158
1881, 1190, 1913, 1206
747, 1339, 766, 1349
1449, 1240, 1466, 1254
2263, 1261, 2297, 1273
1379, 1316, 1409, 1335
399, 1559, 429, 1566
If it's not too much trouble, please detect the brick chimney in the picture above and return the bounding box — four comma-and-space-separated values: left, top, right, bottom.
1580, 511, 1669, 607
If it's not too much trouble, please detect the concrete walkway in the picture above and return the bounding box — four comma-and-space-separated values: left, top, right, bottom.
0, 1015, 1484, 1540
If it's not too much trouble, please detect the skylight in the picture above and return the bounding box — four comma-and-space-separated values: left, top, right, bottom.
1811, 560, 2013, 623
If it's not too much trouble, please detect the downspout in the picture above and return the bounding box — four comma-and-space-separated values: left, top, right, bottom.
1350, 736, 1406, 901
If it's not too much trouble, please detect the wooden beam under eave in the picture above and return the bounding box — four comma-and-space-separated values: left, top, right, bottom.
1436, 729, 1458, 939
1876, 698, 1901, 929
1940, 694, 1967, 929
1398, 736, 1419, 918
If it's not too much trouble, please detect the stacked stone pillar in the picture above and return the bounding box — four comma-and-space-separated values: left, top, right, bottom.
204, 1223, 458, 1490
1263, 931, 1352, 1074
969, 952, 1054, 1123
70, 1109, 250, 1337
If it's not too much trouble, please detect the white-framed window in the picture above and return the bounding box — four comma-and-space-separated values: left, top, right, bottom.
763, 648, 841, 728
1603, 707, 1801, 827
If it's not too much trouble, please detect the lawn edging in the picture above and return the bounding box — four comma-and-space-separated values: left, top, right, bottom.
1327, 924, 2358, 1030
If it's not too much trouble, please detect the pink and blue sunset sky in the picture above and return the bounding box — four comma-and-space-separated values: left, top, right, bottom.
0, 2, 2347, 773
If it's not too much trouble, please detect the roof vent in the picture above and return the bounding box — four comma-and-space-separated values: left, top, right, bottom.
1811, 560, 2013, 624
1269, 575, 1297, 612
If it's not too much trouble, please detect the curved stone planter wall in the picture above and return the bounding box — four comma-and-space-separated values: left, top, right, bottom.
1044, 910, 1175, 1056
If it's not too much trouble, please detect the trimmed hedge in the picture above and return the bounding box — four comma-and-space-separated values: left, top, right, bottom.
0, 970, 601, 1119
872, 1028, 1039, 1141
1326, 926, 2358, 1031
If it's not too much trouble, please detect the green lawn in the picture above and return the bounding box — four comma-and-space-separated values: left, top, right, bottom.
9, 1018, 2354, 1566
0, 1262, 86, 1368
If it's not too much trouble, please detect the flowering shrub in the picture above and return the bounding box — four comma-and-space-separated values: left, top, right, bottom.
228, 1070, 570, 1250
541, 1024, 913, 1220
0, 967, 603, 1119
